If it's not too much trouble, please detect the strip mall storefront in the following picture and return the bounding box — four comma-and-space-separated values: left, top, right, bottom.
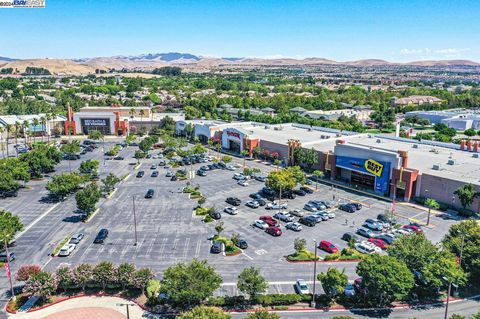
221, 127, 259, 156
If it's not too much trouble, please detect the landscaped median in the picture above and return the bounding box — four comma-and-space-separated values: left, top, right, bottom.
51, 235, 72, 257
194, 206, 215, 223
286, 248, 319, 262
212, 235, 241, 256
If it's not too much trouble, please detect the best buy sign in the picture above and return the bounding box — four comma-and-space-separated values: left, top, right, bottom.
365, 159, 384, 177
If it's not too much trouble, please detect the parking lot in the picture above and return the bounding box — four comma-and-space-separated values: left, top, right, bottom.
42, 150, 461, 295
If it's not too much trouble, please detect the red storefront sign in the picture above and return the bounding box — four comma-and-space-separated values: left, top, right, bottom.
226, 131, 241, 139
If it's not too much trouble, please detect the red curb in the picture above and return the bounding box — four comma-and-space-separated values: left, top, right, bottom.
226, 251, 242, 257
285, 257, 360, 263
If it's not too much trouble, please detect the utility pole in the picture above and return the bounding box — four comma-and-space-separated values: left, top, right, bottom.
311, 239, 318, 308
132, 196, 138, 246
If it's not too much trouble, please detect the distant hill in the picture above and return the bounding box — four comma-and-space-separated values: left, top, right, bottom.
0, 56, 16, 62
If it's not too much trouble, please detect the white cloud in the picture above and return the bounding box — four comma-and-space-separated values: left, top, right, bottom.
397, 47, 470, 59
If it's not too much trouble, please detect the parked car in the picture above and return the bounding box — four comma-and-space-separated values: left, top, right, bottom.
310, 200, 326, 210
377, 213, 398, 225
376, 233, 395, 245
245, 200, 260, 209
145, 189, 155, 198
319, 240, 339, 253
255, 175, 267, 182
226, 197, 241, 206
94, 229, 109, 243
150, 164, 157, 169
58, 243, 76, 257
249, 193, 263, 200
298, 216, 317, 227
261, 187, 275, 196
266, 202, 288, 210
224, 207, 238, 215
313, 211, 329, 221
209, 210, 221, 220
354, 242, 376, 254
166, 171, 174, 177
303, 203, 318, 212
211, 241, 222, 254
357, 227, 375, 238
235, 239, 248, 249
170, 175, 178, 181
403, 224, 423, 233
226, 164, 236, 171
293, 189, 306, 196
151, 171, 159, 177
307, 214, 323, 223
257, 198, 267, 206
136, 171, 145, 178
0, 251, 15, 262
273, 212, 294, 222
238, 180, 249, 187
342, 232, 358, 242
0, 189, 18, 198
197, 170, 207, 177
289, 209, 304, 217
260, 216, 278, 227
363, 219, 383, 231
295, 279, 310, 295
352, 203, 362, 210
266, 226, 282, 236
300, 186, 313, 194
254, 220, 268, 230
368, 238, 389, 250
233, 173, 246, 180
339, 203, 356, 213
285, 222, 303, 231
69, 233, 84, 244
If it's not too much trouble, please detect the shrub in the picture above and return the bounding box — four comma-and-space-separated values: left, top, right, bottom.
195, 207, 209, 216
146, 279, 160, 299
256, 294, 302, 306
16, 265, 41, 282
198, 197, 206, 205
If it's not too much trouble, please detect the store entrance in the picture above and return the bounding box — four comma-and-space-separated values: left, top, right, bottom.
350, 170, 375, 191
228, 139, 241, 153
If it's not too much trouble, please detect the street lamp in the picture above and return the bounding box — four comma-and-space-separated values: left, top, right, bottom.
442, 277, 458, 319
116, 303, 135, 319
311, 239, 318, 308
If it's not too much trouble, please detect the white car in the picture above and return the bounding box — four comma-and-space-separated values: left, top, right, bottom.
166, 171, 174, 177
392, 228, 411, 236
233, 173, 246, 180
363, 219, 383, 231
354, 242, 376, 254
246, 200, 260, 208
226, 165, 236, 171
361, 240, 382, 253
58, 243, 76, 257
254, 220, 268, 230
326, 211, 336, 219
266, 202, 288, 210
289, 209, 304, 217
295, 279, 310, 295
224, 207, 238, 215
238, 180, 249, 187
285, 222, 303, 232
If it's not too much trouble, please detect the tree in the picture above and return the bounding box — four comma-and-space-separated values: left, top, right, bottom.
313, 170, 324, 190
133, 268, 154, 294
116, 263, 136, 289
266, 169, 297, 199
237, 267, 268, 300
134, 150, 146, 163
214, 221, 224, 237
184, 123, 194, 140
0, 210, 24, 243
88, 130, 103, 141
246, 310, 280, 319
160, 259, 223, 308
24, 271, 57, 301
318, 267, 348, 297
0, 173, 20, 195
454, 184, 479, 210
177, 306, 231, 319
240, 150, 250, 168
55, 266, 75, 293
221, 155, 233, 164
356, 254, 414, 306
74, 263, 93, 290
463, 128, 477, 137
79, 159, 99, 179
16, 264, 41, 282
46, 172, 84, 200
285, 166, 306, 185
192, 144, 207, 155
101, 173, 121, 194
0, 157, 30, 183
93, 261, 115, 291
424, 198, 440, 226
294, 237, 307, 253
293, 148, 319, 171
61, 140, 81, 155
442, 220, 480, 282
75, 182, 102, 214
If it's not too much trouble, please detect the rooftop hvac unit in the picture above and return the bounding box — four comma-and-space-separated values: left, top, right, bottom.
432, 164, 441, 170
376, 139, 381, 143
447, 159, 456, 165
368, 134, 372, 138
336, 133, 342, 137
473, 153, 479, 158
264, 126, 269, 129
413, 144, 418, 148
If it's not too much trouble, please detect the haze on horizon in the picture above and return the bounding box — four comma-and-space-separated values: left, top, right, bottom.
1, 0, 478, 63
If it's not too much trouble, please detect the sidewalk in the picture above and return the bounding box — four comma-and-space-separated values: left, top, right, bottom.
8, 296, 156, 319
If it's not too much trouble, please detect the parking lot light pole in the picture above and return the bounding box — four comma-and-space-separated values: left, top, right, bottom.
116, 303, 134, 319
132, 196, 138, 246
311, 239, 318, 308
442, 277, 458, 319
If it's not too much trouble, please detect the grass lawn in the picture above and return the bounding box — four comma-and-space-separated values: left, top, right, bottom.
287, 249, 319, 261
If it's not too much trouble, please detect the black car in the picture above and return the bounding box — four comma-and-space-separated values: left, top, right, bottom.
293, 189, 306, 196
170, 175, 178, 181
300, 186, 314, 194
211, 241, 222, 254
226, 197, 241, 206
209, 210, 222, 220
249, 193, 263, 200
197, 170, 207, 176
261, 187, 276, 196
114, 156, 124, 160
298, 216, 316, 227
0, 251, 15, 262
208, 164, 215, 170
136, 171, 145, 178
339, 203, 356, 213
377, 213, 397, 225
93, 229, 109, 244
256, 198, 267, 206
151, 171, 159, 177
235, 239, 248, 249
352, 203, 362, 210
145, 189, 154, 198
342, 232, 358, 242
0, 189, 18, 198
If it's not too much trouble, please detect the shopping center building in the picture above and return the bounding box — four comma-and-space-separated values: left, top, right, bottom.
176, 120, 480, 210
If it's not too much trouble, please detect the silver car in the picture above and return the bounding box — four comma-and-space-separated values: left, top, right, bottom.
285, 222, 303, 232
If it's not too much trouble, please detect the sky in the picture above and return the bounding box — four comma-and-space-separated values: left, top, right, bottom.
0, 0, 479, 62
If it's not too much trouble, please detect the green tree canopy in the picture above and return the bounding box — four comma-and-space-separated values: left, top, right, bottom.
246, 310, 280, 319
88, 130, 104, 141
75, 182, 102, 213
454, 184, 479, 210
46, 172, 84, 200
177, 306, 231, 319
237, 267, 268, 299
101, 173, 121, 194
266, 169, 297, 193
318, 267, 348, 297
0, 210, 23, 243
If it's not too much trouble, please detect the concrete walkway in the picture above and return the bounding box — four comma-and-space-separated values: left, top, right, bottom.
8, 296, 158, 319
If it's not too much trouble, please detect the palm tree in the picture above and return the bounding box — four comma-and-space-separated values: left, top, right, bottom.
32, 118, 40, 144
139, 109, 145, 129
23, 120, 29, 146
313, 170, 324, 190
14, 121, 20, 147
40, 116, 47, 143
129, 108, 136, 118
5, 124, 12, 157
240, 150, 250, 169
0, 127, 4, 158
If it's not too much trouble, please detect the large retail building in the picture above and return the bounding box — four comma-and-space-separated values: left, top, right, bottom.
176, 120, 480, 211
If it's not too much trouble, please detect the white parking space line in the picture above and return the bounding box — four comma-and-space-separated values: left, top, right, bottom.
183, 237, 190, 259
242, 252, 254, 260
195, 239, 202, 258
158, 237, 167, 259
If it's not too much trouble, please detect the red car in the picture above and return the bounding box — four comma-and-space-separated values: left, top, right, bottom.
260, 216, 278, 227
368, 238, 389, 250
403, 224, 423, 233
265, 226, 282, 236
318, 240, 338, 253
